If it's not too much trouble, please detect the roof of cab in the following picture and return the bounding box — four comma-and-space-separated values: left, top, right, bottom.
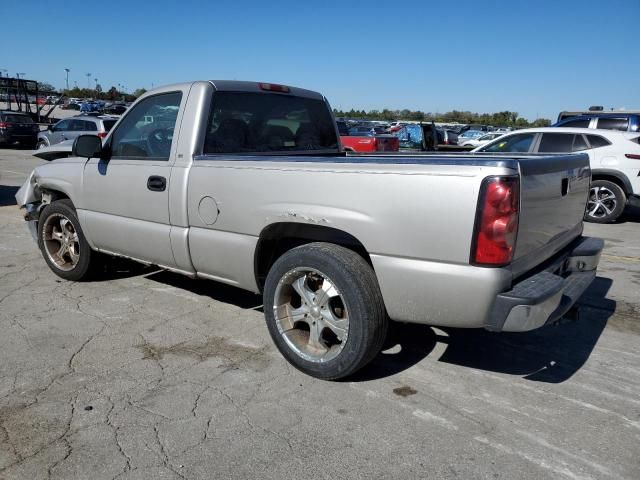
209, 80, 325, 100
137, 80, 326, 102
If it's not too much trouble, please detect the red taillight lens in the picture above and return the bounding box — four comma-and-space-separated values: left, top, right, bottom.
0, 122, 10, 128
624, 153, 640, 159
97, 132, 108, 139
258, 82, 290, 93
472, 176, 519, 266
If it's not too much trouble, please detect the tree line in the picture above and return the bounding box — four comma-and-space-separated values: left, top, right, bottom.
36, 81, 147, 102
59, 86, 147, 102
333, 108, 551, 128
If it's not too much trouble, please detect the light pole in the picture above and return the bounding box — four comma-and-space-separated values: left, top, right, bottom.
86, 73, 91, 89
0, 69, 6, 78
16, 72, 25, 79
64, 68, 70, 90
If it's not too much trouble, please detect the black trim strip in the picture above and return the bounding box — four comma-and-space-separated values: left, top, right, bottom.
193, 153, 521, 168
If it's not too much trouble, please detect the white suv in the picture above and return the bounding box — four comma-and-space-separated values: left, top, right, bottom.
474, 127, 640, 223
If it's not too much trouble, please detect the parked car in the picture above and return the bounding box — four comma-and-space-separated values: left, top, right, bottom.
36, 115, 118, 148
552, 113, 640, 132
457, 129, 486, 144
394, 123, 459, 150
336, 120, 350, 136
459, 131, 504, 147
348, 126, 376, 136
61, 102, 81, 110
436, 128, 458, 146
458, 124, 489, 134
473, 127, 640, 223
17, 80, 602, 380
341, 134, 399, 152
103, 104, 127, 115
0, 111, 39, 148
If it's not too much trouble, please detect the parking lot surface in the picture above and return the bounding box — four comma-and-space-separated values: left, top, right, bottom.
1, 149, 639, 480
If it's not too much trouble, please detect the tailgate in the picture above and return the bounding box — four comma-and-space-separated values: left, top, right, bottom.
511, 153, 591, 278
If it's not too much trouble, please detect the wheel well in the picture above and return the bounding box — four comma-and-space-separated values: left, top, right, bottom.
254, 222, 371, 290
43, 189, 70, 202
591, 174, 629, 196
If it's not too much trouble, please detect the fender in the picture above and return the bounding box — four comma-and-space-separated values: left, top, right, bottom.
591, 168, 633, 195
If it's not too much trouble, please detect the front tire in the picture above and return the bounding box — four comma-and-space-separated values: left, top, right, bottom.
37, 199, 100, 281
263, 243, 388, 380
585, 180, 626, 223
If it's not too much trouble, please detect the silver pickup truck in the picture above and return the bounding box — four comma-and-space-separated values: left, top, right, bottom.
16, 80, 603, 379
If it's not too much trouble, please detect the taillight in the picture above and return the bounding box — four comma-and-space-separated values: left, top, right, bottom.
624, 153, 640, 159
471, 176, 519, 266
259, 82, 290, 93
0, 122, 10, 128
97, 132, 108, 139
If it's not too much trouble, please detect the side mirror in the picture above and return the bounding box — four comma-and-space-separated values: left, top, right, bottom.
72, 135, 103, 159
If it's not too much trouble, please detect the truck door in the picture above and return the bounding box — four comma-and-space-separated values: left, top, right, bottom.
79, 89, 186, 267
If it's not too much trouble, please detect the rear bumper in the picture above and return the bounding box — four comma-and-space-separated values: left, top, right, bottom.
486, 237, 603, 332
0, 132, 36, 144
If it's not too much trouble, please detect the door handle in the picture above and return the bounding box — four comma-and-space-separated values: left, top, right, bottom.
147, 175, 166, 192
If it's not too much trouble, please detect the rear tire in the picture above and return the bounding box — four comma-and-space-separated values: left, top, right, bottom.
37, 199, 102, 281
585, 180, 626, 223
263, 242, 388, 380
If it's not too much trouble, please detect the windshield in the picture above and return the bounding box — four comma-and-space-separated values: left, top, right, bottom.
204, 92, 338, 154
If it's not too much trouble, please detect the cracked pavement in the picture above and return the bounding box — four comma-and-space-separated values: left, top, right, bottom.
1, 149, 640, 479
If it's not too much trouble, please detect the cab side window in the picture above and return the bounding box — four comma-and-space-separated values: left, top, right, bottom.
481, 133, 536, 153
586, 135, 611, 149
110, 92, 182, 160
538, 133, 574, 153
53, 119, 70, 132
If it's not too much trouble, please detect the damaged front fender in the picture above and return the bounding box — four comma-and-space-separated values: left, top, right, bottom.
15, 171, 44, 243
15, 171, 41, 208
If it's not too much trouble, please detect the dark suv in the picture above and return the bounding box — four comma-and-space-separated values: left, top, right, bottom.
553, 113, 640, 132
0, 111, 39, 148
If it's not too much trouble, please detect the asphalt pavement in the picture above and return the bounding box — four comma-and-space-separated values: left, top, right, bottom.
1, 149, 639, 479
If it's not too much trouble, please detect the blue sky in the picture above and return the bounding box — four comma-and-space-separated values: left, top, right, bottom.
3, 0, 638, 120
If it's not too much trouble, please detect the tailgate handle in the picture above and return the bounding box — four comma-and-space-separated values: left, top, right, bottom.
561, 178, 569, 196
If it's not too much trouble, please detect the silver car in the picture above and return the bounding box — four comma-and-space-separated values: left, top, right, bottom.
37, 115, 118, 149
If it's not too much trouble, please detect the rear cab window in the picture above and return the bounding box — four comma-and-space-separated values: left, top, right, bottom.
203, 92, 338, 154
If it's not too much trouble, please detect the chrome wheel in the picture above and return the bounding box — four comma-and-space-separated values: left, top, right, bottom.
587, 186, 617, 219
42, 213, 80, 271
273, 268, 349, 363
